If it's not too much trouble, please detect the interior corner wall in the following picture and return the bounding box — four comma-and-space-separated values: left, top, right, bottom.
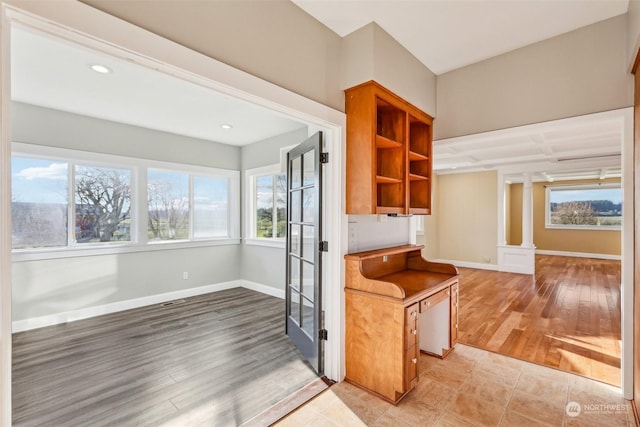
239, 127, 309, 292
432, 171, 498, 265
533, 179, 621, 256
11, 103, 242, 322
341, 22, 437, 117
80, 0, 344, 111
435, 14, 633, 140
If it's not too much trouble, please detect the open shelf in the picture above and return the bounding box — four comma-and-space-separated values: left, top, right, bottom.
346, 81, 432, 215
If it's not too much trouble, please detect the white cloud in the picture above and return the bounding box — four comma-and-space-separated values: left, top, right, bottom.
16, 163, 67, 180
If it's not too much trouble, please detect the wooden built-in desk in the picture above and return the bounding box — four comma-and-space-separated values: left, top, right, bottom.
344, 244, 459, 404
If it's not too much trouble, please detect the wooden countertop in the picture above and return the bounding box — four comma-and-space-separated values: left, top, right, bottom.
344, 244, 459, 304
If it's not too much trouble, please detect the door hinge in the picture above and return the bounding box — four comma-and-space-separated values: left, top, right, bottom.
319, 329, 328, 340
319, 241, 329, 252
320, 152, 329, 163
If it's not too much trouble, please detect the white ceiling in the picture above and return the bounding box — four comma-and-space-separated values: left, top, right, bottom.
11, 28, 306, 146
292, 0, 629, 75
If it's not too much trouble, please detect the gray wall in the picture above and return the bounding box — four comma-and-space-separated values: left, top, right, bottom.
342, 22, 437, 116
13, 102, 240, 169
11, 103, 242, 322
435, 15, 633, 139
81, 0, 345, 112
240, 127, 309, 291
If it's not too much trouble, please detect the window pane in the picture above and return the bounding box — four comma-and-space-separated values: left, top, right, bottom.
193, 176, 228, 238
148, 170, 189, 241
256, 175, 274, 237
276, 174, 287, 238
549, 186, 622, 227
11, 156, 68, 248
75, 165, 131, 243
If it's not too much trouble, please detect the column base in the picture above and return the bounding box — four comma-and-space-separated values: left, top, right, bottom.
497, 245, 535, 275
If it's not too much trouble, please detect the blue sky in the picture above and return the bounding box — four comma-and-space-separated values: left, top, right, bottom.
12, 157, 228, 205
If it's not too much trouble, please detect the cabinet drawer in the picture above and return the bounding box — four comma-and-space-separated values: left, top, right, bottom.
420, 288, 450, 312
405, 322, 418, 348
405, 303, 419, 348
404, 344, 419, 390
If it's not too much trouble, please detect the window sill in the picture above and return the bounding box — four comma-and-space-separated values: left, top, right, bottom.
544, 225, 621, 232
12, 238, 241, 262
244, 238, 286, 249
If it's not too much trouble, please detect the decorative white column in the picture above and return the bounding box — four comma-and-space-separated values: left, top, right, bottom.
521, 173, 535, 249
498, 172, 535, 275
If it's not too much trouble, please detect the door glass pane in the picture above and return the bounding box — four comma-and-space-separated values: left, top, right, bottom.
290, 224, 301, 255
291, 156, 301, 189
301, 296, 314, 339
291, 190, 301, 223
302, 189, 314, 223
289, 255, 301, 292
289, 288, 301, 326
302, 259, 314, 302
302, 225, 314, 260
303, 150, 315, 186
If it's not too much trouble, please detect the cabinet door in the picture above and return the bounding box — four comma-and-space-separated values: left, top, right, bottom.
450, 283, 459, 346
404, 303, 419, 391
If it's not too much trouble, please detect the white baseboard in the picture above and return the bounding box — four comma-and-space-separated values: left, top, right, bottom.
12, 279, 284, 333
535, 250, 621, 261
239, 280, 285, 299
433, 259, 498, 271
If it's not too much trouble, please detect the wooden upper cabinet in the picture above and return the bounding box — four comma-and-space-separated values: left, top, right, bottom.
345, 81, 433, 215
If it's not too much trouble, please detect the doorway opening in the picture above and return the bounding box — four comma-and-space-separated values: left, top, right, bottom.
1, 4, 345, 425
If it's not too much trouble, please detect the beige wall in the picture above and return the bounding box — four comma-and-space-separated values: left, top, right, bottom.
81, 0, 345, 111
422, 173, 439, 260
508, 183, 523, 246
341, 23, 437, 115
430, 171, 498, 264
509, 179, 621, 255
435, 15, 633, 140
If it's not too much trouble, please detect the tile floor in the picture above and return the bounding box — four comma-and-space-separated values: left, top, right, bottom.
275, 344, 635, 427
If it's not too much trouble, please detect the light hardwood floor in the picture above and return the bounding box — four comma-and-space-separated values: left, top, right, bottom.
12, 288, 319, 426
457, 255, 621, 386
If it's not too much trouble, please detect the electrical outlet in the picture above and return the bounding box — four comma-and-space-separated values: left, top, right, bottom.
383, 255, 388, 262
482, 257, 491, 263
183, 272, 189, 280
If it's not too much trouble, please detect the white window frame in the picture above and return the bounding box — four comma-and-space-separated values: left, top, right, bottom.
544, 183, 622, 231
244, 163, 286, 248
12, 142, 240, 261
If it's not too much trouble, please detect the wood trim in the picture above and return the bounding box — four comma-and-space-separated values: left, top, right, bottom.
634, 48, 640, 418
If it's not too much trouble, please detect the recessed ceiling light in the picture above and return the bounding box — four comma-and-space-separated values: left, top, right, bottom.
90, 64, 112, 74
220, 124, 233, 129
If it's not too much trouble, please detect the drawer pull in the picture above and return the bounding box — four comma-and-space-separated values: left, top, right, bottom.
412, 329, 417, 335
411, 358, 417, 364
446, 290, 450, 296
411, 311, 417, 317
